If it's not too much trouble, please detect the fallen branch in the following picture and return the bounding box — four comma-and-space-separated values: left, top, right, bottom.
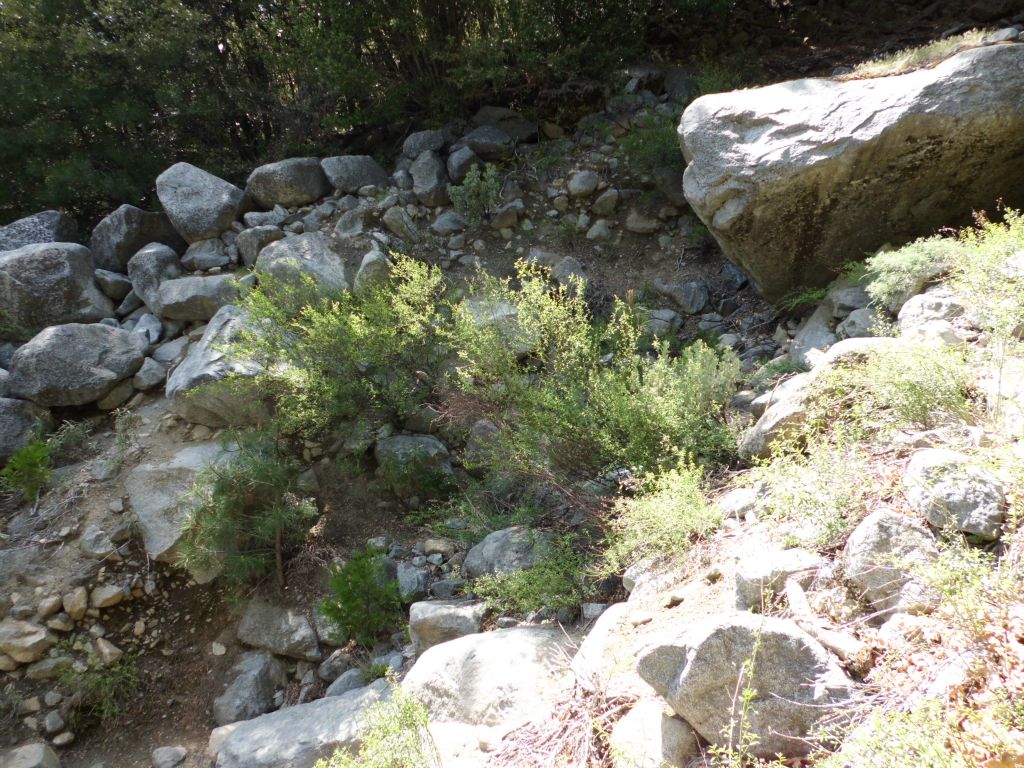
785, 577, 874, 676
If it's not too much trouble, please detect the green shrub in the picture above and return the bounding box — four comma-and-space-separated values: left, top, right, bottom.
315, 685, 440, 768
47, 420, 95, 465
448, 164, 502, 228
863, 237, 958, 310
471, 535, 588, 616
321, 545, 403, 648
1, 438, 52, 499
748, 357, 808, 392
177, 430, 317, 588
777, 286, 828, 314
850, 28, 992, 79
616, 112, 680, 175
60, 654, 140, 727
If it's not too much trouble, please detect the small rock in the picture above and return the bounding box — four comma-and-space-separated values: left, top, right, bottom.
151, 745, 187, 768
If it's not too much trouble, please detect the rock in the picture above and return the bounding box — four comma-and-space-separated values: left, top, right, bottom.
381, 206, 419, 242
624, 209, 659, 234
836, 307, 876, 339
237, 600, 321, 661
737, 395, 809, 461
214, 681, 386, 768
897, 287, 966, 331
843, 510, 939, 614
23, 656, 71, 680
0, 243, 113, 337
63, 588, 88, 621
410, 151, 450, 207
79, 525, 119, 561
325, 667, 364, 697
374, 434, 454, 498
94, 269, 134, 301
0, 619, 53, 663
94, 637, 123, 666
567, 170, 600, 197
244, 206, 289, 228
396, 561, 429, 602
317, 649, 353, 682
321, 155, 390, 193
431, 210, 467, 236
90, 584, 124, 609
591, 187, 619, 215
165, 305, 267, 427
790, 304, 838, 367
0, 743, 61, 768
734, 547, 824, 610
608, 697, 699, 768
463, 418, 500, 475
655, 279, 708, 315
473, 106, 537, 142
586, 219, 610, 240
255, 232, 348, 296
0, 210, 77, 251
905, 448, 1006, 540
125, 443, 229, 566
246, 158, 331, 209
156, 162, 245, 243
43, 710, 64, 734
0, 397, 52, 462
463, 526, 550, 579
638, 613, 852, 758
460, 125, 514, 161
8, 324, 147, 407
127, 243, 183, 315
447, 146, 482, 185
681, 44, 1024, 302
408, 600, 486, 654
151, 746, 187, 768
352, 248, 392, 295
236, 226, 286, 268
181, 238, 229, 271
403, 129, 445, 159
90, 205, 184, 272
132, 358, 167, 390
156, 275, 239, 321
490, 200, 524, 229
214, 652, 287, 726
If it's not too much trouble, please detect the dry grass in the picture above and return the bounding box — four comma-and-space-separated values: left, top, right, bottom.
845, 29, 993, 79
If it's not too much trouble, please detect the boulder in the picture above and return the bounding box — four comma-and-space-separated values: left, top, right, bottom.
151, 747, 187, 768
567, 170, 600, 198
181, 238, 229, 271
410, 150, 450, 207
213, 652, 287, 726
905, 448, 1006, 540
0, 743, 61, 768
320, 155, 390, 193
843, 509, 939, 614
90, 204, 184, 272
681, 44, 1024, 302
125, 442, 229, 566
237, 600, 321, 661
127, 242, 183, 315
403, 129, 445, 159
157, 275, 240, 321
431, 210, 466, 236
165, 305, 267, 427
246, 158, 331, 209
402, 626, 572, 726
408, 600, 486, 654
737, 395, 810, 461
214, 682, 386, 768
155, 162, 245, 243
0, 210, 77, 251
236, 226, 285, 268
374, 434, 453, 498
8, 324, 147, 407
132, 357, 168, 390
790, 304, 838, 367
608, 697, 699, 768
447, 146, 481, 185
463, 526, 550, 579
473, 106, 537, 142
352, 248, 392, 295
734, 547, 824, 610
0, 243, 113, 338
254, 232, 348, 296
0, 619, 53, 663
94, 269, 134, 301
460, 125, 514, 161
381, 206, 419, 242
0, 397, 52, 461
638, 613, 853, 758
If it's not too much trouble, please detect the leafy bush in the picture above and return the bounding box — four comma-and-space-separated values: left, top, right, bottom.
748, 357, 808, 392
850, 28, 992, 79
448, 164, 502, 228
177, 431, 317, 588
616, 112, 680, 175
315, 685, 440, 768
47, 420, 95, 465
863, 237, 958, 310
1, 438, 52, 499
321, 545, 403, 648
471, 535, 588, 616
60, 653, 140, 727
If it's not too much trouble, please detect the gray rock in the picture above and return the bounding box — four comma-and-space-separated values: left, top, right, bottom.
0, 210, 77, 251
157, 275, 239, 321
324, 667, 364, 697
0, 743, 61, 768
843, 509, 939, 614
352, 248, 392, 295
132, 313, 164, 345
463, 419, 500, 476
317, 649, 353, 682
0, 243, 114, 338
213, 652, 287, 726
90, 205, 183, 272
181, 238, 229, 271
431, 210, 467, 236
403, 129, 445, 159
473, 106, 537, 142
0, 397, 52, 461
79, 525, 119, 561
381, 206, 419, 242
624, 209, 660, 234
332, 207, 369, 240
608, 697, 699, 768
790, 304, 838, 367
236, 226, 286, 268
237, 600, 321, 661
151, 746, 187, 768
591, 187, 619, 216
132, 357, 167, 390
127, 243, 183, 315
246, 158, 331, 209
94, 269, 134, 301
447, 146, 482, 185
410, 151, 450, 207
408, 600, 486, 654
8, 324, 147, 407
737, 392, 810, 461
374, 434, 453, 497
244, 205, 289, 228
152, 336, 189, 365
255, 232, 348, 297
396, 561, 429, 602
638, 613, 853, 758
490, 200, 524, 229
321, 155, 390, 193
0, 618, 53, 663
734, 547, 824, 610
125, 443, 229, 567
897, 287, 966, 331
568, 170, 600, 197
681, 44, 1024, 302
215, 682, 386, 768
460, 125, 514, 161
166, 305, 267, 427
836, 307, 876, 339
463, 526, 550, 579
156, 162, 244, 243
655, 279, 708, 315
905, 448, 1006, 540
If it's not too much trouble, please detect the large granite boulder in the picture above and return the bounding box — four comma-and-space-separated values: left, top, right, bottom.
681, 44, 1024, 302
0, 397, 52, 461
320, 155, 390, 193
127, 242, 183, 315
373, 434, 453, 498
155, 162, 245, 243
157, 275, 240, 321
237, 600, 321, 661
246, 158, 331, 209
0, 243, 113, 338
463, 526, 551, 579
904, 448, 1006, 540
213, 652, 287, 726
254, 232, 348, 297
90, 204, 184, 272
165, 305, 267, 427
0, 210, 77, 251
8, 324, 147, 406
